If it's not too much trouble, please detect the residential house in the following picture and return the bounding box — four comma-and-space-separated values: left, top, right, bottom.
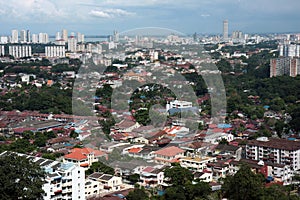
88, 172, 123, 192
154, 146, 185, 165
64, 148, 106, 169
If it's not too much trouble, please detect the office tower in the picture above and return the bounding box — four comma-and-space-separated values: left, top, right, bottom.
45, 45, 65, 58
62, 29, 68, 42
31, 34, 38, 43
68, 36, 77, 52
223, 20, 228, 41
11, 29, 18, 43
20, 30, 27, 43
26, 30, 31, 43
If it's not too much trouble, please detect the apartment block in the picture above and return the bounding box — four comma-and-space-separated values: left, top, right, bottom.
0, 151, 85, 200
45, 45, 66, 58
246, 137, 300, 171
8, 45, 32, 58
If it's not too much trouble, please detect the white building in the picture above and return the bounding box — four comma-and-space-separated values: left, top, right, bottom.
0, 151, 85, 200
246, 137, 300, 171
166, 100, 193, 111
9, 45, 32, 58
68, 36, 77, 52
20, 30, 27, 43
62, 29, 68, 42
32, 34, 38, 43
180, 156, 217, 171
0, 36, 8, 44
11, 29, 18, 43
87, 172, 123, 192
45, 45, 65, 58
39, 33, 49, 44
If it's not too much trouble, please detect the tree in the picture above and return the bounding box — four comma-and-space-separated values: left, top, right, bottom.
0, 152, 46, 200
222, 164, 264, 200
126, 187, 149, 200
164, 163, 193, 186
86, 161, 114, 175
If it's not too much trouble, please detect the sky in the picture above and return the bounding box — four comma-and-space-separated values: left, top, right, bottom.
0, 0, 299, 35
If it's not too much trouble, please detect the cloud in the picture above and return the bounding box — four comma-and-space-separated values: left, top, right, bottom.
201, 14, 210, 17
89, 8, 135, 19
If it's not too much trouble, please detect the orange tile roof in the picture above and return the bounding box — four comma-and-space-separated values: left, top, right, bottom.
154, 146, 185, 157
64, 151, 87, 160
65, 147, 105, 161
128, 147, 142, 154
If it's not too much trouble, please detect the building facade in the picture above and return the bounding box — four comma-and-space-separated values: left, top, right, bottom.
45, 45, 66, 58
8, 45, 32, 58
246, 137, 300, 171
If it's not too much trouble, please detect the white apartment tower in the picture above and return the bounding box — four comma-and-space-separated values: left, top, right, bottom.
20, 30, 27, 43
67, 36, 77, 52
0, 151, 85, 200
11, 29, 18, 43
32, 34, 38, 43
26, 30, 31, 43
38, 33, 49, 44
62, 29, 68, 42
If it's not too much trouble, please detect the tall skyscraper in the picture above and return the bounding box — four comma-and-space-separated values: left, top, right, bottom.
55, 32, 61, 40
223, 20, 229, 41
20, 30, 27, 43
26, 30, 31, 43
31, 34, 38, 43
62, 29, 68, 42
11, 29, 18, 43
68, 36, 77, 52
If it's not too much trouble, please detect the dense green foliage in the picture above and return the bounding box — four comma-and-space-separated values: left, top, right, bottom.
0, 153, 46, 200
86, 161, 115, 175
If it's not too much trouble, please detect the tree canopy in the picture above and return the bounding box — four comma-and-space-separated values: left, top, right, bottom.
0, 152, 46, 200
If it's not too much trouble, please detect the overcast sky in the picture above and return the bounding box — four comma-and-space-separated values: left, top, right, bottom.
0, 0, 299, 35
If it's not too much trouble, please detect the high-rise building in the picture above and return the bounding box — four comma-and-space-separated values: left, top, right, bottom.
290, 58, 300, 77
26, 30, 31, 43
11, 29, 18, 43
38, 33, 49, 44
32, 34, 38, 43
0, 45, 5, 56
113, 30, 119, 42
62, 29, 68, 42
45, 45, 65, 58
20, 30, 27, 43
0, 151, 85, 200
55, 32, 61, 40
8, 45, 32, 58
67, 36, 77, 52
270, 57, 300, 77
279, 44, 300, 57
223, 20, 229, 41
0, 36, 8, 44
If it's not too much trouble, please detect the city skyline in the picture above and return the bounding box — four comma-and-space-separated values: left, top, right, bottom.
0, 0, 299, 35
